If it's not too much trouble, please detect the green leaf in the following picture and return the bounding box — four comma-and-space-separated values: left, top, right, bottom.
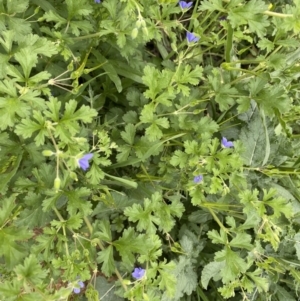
66, 0, 93, 18
95, 219, 112, 242
201, 261, 224, 289
145, 123, 164, 141
14, 255, 48, 286
209, 73, 239, 111
239, 112, 267, 167
262, 188, 293, 219
139, 234, 163, 263
199, 0, 224, 11
34, 232, 56, 257
94, 276, 124, 301
248, 77, 291, 116
97, 245, 115, 277
142, 65, 172, 100
66, 214, 83, 230
228, 0, 269, 37
229, 233, 253, 250
0, 195, 18, 226
61, 99, 97, 123
7, 0, 29, 14
170, 150, 189, 168
0, 150, 23, 193
0, 226, 32, 268
208, 229, 228, 245
140, 103, 155, 123
92, 51, 123, 92
215, 247, 247, 283
66, 188, 93, 216
17, 193, 51, 228
113, 228, 147, 266
124, 199, 159, 234
42, 193, 61, 212
0, 30, 16, 53
44, 98, 97, 142
157, 260, 176, 297
87, 164, 105, 185
15, 111, 48, 145
294, 233, 300, 261
274, 285, 296, 301
257, 38, 275, 52
42, 10, 67, 28
246, 269, 269, 293
174, 65, 203, 96
14, 48, 38, 78
121, 124, 136, 145
0, 279, 22, 300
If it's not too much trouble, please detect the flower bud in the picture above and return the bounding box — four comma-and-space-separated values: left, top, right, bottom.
34, 6, 40, 14
54, 177, 61, 192
136, 19, 142, 28
69, 172, 78, 181
131, 28, 138, 39
142, 27, 148, 37
140, 19, 146, 28
122, 280, 132, 285
42, 150, 54, 156
67, 61, 74, 71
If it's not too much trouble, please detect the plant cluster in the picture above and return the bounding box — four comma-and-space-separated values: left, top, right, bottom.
1, 0, 300, 300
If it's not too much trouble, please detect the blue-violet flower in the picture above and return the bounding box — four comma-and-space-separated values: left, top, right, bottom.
95, 0, 101, 3
78, 153, 93, 171
73, 280, 84, 294
186, 32, 199, 43
132, 267, 145, 280
221, 137, 234, 148
194, 175, 203, 183
179, 1, 193, 9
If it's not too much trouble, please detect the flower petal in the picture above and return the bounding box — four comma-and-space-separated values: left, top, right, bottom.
186, 32, 199, 43
78, 153, 94, 170
179, 1, 193, 9
221, 137, 234, 148
132, 267, 145, 279
194, 175, 203, 183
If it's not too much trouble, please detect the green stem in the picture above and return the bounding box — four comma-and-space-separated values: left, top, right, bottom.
263, 11, 293, 18
197, 286, 210, 301
62, 225, 69, 257
95, 238, 128, 291
225, 23, 233, 63
84, 216, 93, 235
73, 32, 104, 40
52, 207, 69, 256
53, 206, 64, 222
115, 268, 128, 291
206, 207, 229, 234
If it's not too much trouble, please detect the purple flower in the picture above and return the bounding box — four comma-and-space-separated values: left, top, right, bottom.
132, 267, 145, 280
179, 1, 193, 9
194, 175, 203, 183
186, 32, 199, 43
221, 137, 234, 148
95, 0, 101, 3
73, 280, 84, 294
78, 153, 93, 171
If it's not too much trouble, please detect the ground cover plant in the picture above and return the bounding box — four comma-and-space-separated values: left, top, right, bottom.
2, 0, 300, 300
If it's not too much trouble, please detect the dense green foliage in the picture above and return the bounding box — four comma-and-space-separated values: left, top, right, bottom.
1, 0, 300, 300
